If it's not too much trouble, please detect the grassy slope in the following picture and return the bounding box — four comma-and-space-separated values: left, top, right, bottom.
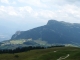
0, 47, 80, 60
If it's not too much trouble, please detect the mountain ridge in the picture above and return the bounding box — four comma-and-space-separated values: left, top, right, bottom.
11, 20, 80, 44
0, 20, 80, 49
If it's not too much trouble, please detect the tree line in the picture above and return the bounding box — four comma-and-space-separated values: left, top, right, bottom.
0, 45, 65, 54
0, 46, 45, 54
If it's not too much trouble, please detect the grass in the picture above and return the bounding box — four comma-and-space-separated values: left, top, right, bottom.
0, 47, 80, 60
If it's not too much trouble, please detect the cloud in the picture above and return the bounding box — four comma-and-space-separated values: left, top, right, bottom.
0, 0, 17, 5
38, 10, 57, 19
0, 5, 34, 23
0, 6, 18, 17
64, 5, 80, 17
0, 0, 80, 23
11, 1, 16, 4
0, 5, 32, 17
0, 0, 9, 4
7, 6, 18, 16
66, 0, 80, 2
54, 4, 80, 22
18, 0, 47, 8
19, 6, 33, 13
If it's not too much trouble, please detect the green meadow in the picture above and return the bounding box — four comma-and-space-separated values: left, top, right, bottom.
0, 47, 80, 60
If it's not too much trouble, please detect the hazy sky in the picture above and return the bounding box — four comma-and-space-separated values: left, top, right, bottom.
0, 0, 80, 41
0, 0, 80, 23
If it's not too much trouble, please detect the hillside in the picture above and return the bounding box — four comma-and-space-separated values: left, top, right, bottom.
11, 20, 80, 44
0, 20, 80, 49
0, 47, 80, 60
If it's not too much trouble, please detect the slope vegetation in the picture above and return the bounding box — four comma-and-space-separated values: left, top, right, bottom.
0, 47, 80, 60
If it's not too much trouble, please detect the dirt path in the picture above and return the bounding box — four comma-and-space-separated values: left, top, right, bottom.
57, 54, 70, 60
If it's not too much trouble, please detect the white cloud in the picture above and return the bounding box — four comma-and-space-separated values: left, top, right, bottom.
64, 5, 80, 18
12, 1, 16, 4
0, 6, 18, 17
19, 6, 33, 13
0, 6, 6, 12
7, 6, 18, 16
38, 10, 57, 19
0, 0, 17, 5
18, 0, 47, 8
0, 0, 9, 4
0, 6, 7, 18
0, 5, 34, 19
52, 4, 80, 23
59, 4, 80, 18
0, 0, 80, 23
66, 0, 80, 2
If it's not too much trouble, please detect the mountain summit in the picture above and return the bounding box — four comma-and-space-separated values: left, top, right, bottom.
11, 20, 80, 44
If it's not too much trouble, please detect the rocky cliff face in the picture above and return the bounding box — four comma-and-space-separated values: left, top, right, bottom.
11, 20, 80, 44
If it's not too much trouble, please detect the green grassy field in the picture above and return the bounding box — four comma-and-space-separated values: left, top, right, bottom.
0, 47, 80, 60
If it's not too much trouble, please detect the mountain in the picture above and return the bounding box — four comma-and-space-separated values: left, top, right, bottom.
0, 20, 80, 49
11, 20, 80, 45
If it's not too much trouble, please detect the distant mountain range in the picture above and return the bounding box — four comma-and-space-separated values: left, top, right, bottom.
0, 20, 80, 49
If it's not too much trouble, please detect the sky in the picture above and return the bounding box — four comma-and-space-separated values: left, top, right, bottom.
0, 0, 80, 41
